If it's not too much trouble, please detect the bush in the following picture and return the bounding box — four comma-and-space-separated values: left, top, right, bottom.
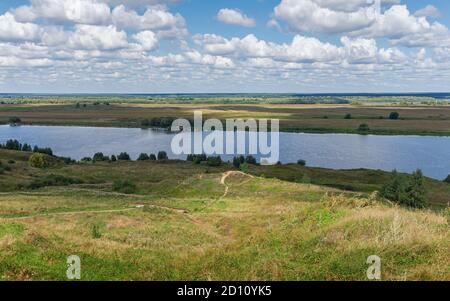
240, 162, 249, 173
389, 112, 400, 120
81, 157, 92, 162
8, 117, 21, 124
344, 113, 352, 119
187, 154, 207, 164
233, 155, 245, 168
22, 143, 32, 152
381, 169, 426, 208
207, 156, 222, 167
137, 153, 150, 161
245, 155, 257, 165
358, 124, 370, 132
90, 224, 102, 239
117, 152, 131, 161
33, 146, 53, 156
444, 174, 450, 184
112, 180, 137, 194
93, 152, 109, 162
27, 174, 83, 190
297, 159, 306, 166
28, 153, 49, 168
8, 160, 15, 164
111, 155, 117, 162
149, 154, 157, 161
157, 151, 168, 160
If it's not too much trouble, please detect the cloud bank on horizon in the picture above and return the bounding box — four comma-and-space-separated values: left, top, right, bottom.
0, 0, 449, 93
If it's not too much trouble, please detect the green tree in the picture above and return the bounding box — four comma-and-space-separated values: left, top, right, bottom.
157, 151, 168, 160
149, 154, 157, 161
381, 170, 406, 204
8, 117, 21, 124
137, 153, 150, 161
297, 159, 306, 166
358, 124, 370, 132
389, 112, 400, 120
444, 174, 450, 184
117, 152, 131, 161
404, 169, 426, 208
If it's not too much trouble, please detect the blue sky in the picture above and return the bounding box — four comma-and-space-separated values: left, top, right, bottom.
0, 0, 449, 93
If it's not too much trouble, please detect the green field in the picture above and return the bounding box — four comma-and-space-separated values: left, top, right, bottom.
0, 149, 449, 280
1, 102, 450, 136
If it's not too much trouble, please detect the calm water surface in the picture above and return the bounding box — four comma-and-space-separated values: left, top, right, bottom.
1, 125, 450, 180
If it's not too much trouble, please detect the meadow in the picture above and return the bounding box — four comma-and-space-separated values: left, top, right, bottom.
0, 149, 449, 280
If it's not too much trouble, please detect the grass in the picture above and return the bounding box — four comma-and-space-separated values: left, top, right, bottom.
0, 149, 449, 280
1, 103, 450, 135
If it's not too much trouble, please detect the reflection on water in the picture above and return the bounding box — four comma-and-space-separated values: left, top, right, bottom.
1, 125, 450, 180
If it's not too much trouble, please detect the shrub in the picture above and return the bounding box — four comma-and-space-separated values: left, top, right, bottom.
157, 151, 168, 160
33, 146, 53, 156
381, 169, 426, 208
344, 113, 352, 119
8, 117, 21, 124
207, 156, 222, 167
358, 124, 370, 132
113, 179, 137, 194
233, 155, 245, 168
117, 152, 131, 161
90, 224, 102, 239
389, 112, 400, 120
240, 162, 249, 173
93, 152, 109, 162
8, 160, 15, 164
28, 153, 49, 168
444, 174, 450, 184
111, 155, 117, 162
137, 153, 150, 161
81, 157, 92, 162
149, 154, 157, 161
245, 155, 257, 165
187, 154, 207, 164
27, 174, 83, 190
297, 159, 306, 166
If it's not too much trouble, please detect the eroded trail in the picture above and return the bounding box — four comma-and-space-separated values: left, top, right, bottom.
220, 171, 255, 198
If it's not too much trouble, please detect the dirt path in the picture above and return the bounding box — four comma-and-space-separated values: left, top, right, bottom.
220, 171, 254, 198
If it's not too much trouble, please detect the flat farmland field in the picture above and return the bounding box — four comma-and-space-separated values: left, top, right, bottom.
1, 103, 450, 135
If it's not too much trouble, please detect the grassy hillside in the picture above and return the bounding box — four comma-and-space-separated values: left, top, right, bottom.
0, 149, 449, 280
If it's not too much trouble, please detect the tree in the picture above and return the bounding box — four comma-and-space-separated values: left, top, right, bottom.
149, 154, 157, 161
233, 155, 245, 168
404, 169, 426, 208
93, 152, 107, 162
28, 153, 49, 168
137, 153, 150, 161
22, 143, 32, 152
297, 159, 306, 166
8, 117, 21, 124
117, 152, 131, 161
381, 170, 407, 204
358, 124, 370, 132
245, 155, 257, 165
157, 151, 168, 160
5, 139, 21, 150
444, 174, 450, 184
389, 112, 400, 120
111, 155, 117, 162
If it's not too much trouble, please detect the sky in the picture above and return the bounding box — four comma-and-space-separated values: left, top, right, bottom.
0, 0, 449, 93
